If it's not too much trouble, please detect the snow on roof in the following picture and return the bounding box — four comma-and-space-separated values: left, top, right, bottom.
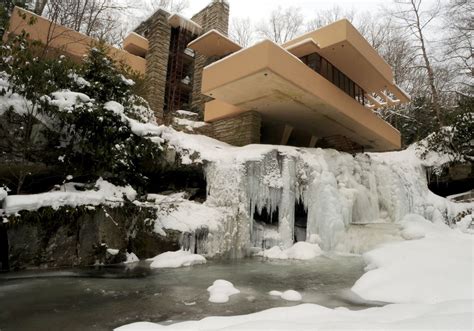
187, 29, 241, 57
192, 29, 240, 47
125, 31, 149, 43
167, 13, 202, 35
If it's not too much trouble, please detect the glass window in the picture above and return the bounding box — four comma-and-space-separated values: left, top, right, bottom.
339, 72, 345, 90
321, 59, 328, 78
327, 63, 333, 81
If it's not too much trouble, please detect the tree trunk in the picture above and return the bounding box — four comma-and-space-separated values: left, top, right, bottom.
411, 0, 443, 127
34, 0, 48, 15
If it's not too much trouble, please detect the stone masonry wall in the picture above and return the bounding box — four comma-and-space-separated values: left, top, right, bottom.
191, 1, 230, 114
212, 111, 261, 146
135, 10, 171, 121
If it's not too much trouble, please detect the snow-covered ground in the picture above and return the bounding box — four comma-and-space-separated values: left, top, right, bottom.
352, 215, 473, 304
117, 301, 472, 330
2, 178, 136, 215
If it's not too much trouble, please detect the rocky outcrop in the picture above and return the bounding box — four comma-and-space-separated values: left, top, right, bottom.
1, 202, 181, 271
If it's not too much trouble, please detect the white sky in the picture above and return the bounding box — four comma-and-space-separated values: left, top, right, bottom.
181, 0, 387, 20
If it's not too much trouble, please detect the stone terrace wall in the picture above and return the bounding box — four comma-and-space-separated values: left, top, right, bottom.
212, 111, 261, 146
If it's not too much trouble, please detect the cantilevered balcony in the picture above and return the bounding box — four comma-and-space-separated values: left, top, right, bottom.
201, 39, 402, 151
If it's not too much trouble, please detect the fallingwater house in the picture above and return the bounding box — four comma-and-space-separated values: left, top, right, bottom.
6, 0, 410, 153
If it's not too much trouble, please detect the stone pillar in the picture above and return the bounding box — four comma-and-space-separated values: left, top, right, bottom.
211, 111, 261, 146
191, 0, 230, 114
135, 10, 171, 121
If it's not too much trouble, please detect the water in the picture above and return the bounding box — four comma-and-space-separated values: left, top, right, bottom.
0, 256, 373, 330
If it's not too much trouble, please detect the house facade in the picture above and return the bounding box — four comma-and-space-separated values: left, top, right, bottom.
189, 19, 410, 152
6, 1, 409, 152
7, 1, 230, 120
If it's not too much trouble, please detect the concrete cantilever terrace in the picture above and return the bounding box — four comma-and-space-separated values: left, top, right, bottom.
189, 19, 410, 152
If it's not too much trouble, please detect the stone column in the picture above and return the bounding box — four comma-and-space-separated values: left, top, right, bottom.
191, 1, 230, 114
135, 10, 171, 121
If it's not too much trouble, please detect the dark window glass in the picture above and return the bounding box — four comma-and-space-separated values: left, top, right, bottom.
327, 63, 333, 81
299, 52, 368, 105
339, 72, 345, 90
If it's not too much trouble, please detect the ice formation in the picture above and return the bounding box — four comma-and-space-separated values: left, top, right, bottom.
153, 127, 473, 257
196, 140, 472, 257
138, 125, 474, 258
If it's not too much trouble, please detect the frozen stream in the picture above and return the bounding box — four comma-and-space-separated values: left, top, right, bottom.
0, 256, 374, 330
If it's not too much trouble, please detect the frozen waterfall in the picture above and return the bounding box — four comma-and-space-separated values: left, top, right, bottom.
199, 146, 466, 257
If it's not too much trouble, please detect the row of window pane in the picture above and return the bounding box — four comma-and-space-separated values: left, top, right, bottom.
300, 53, 366, 105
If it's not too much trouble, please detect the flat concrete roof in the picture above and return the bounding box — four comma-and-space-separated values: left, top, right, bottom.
285, 38, 320, 58
188, 29, 241, 57
202, 40, 401, 151
283, 19, 409, 103
7, 7, 146, 74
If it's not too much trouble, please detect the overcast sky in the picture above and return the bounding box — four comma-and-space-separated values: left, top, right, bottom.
181, 0, 387, 20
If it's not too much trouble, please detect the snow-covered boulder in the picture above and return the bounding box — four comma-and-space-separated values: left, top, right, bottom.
207, 280, 240, 303
147, 250, 206, 269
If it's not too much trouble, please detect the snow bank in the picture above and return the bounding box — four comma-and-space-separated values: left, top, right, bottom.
457, 212, 473, 233
173, 117, 207, 131
352, 217, 474, 304
116, 300, 473, 330
207, 280, 240, 303
150, 193, 225, 233
124, 252, 139, 264
147, 250, 206, 269
0, 187, 7, 201
106, 248, 119, 256
269, 290, 302, 301
257, 242, 322, 260
399, 213, 450, 239
2, 178, 136, 215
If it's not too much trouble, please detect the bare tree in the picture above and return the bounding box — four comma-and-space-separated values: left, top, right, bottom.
257, 6, 304, 44
230, 17, 254, 47
38, 0, 132, 46
443, 0, 473, 91
144, 0, 189, 13
392, 0, 444, 126
306, 5, 357, 31
33, 0, 47, 15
